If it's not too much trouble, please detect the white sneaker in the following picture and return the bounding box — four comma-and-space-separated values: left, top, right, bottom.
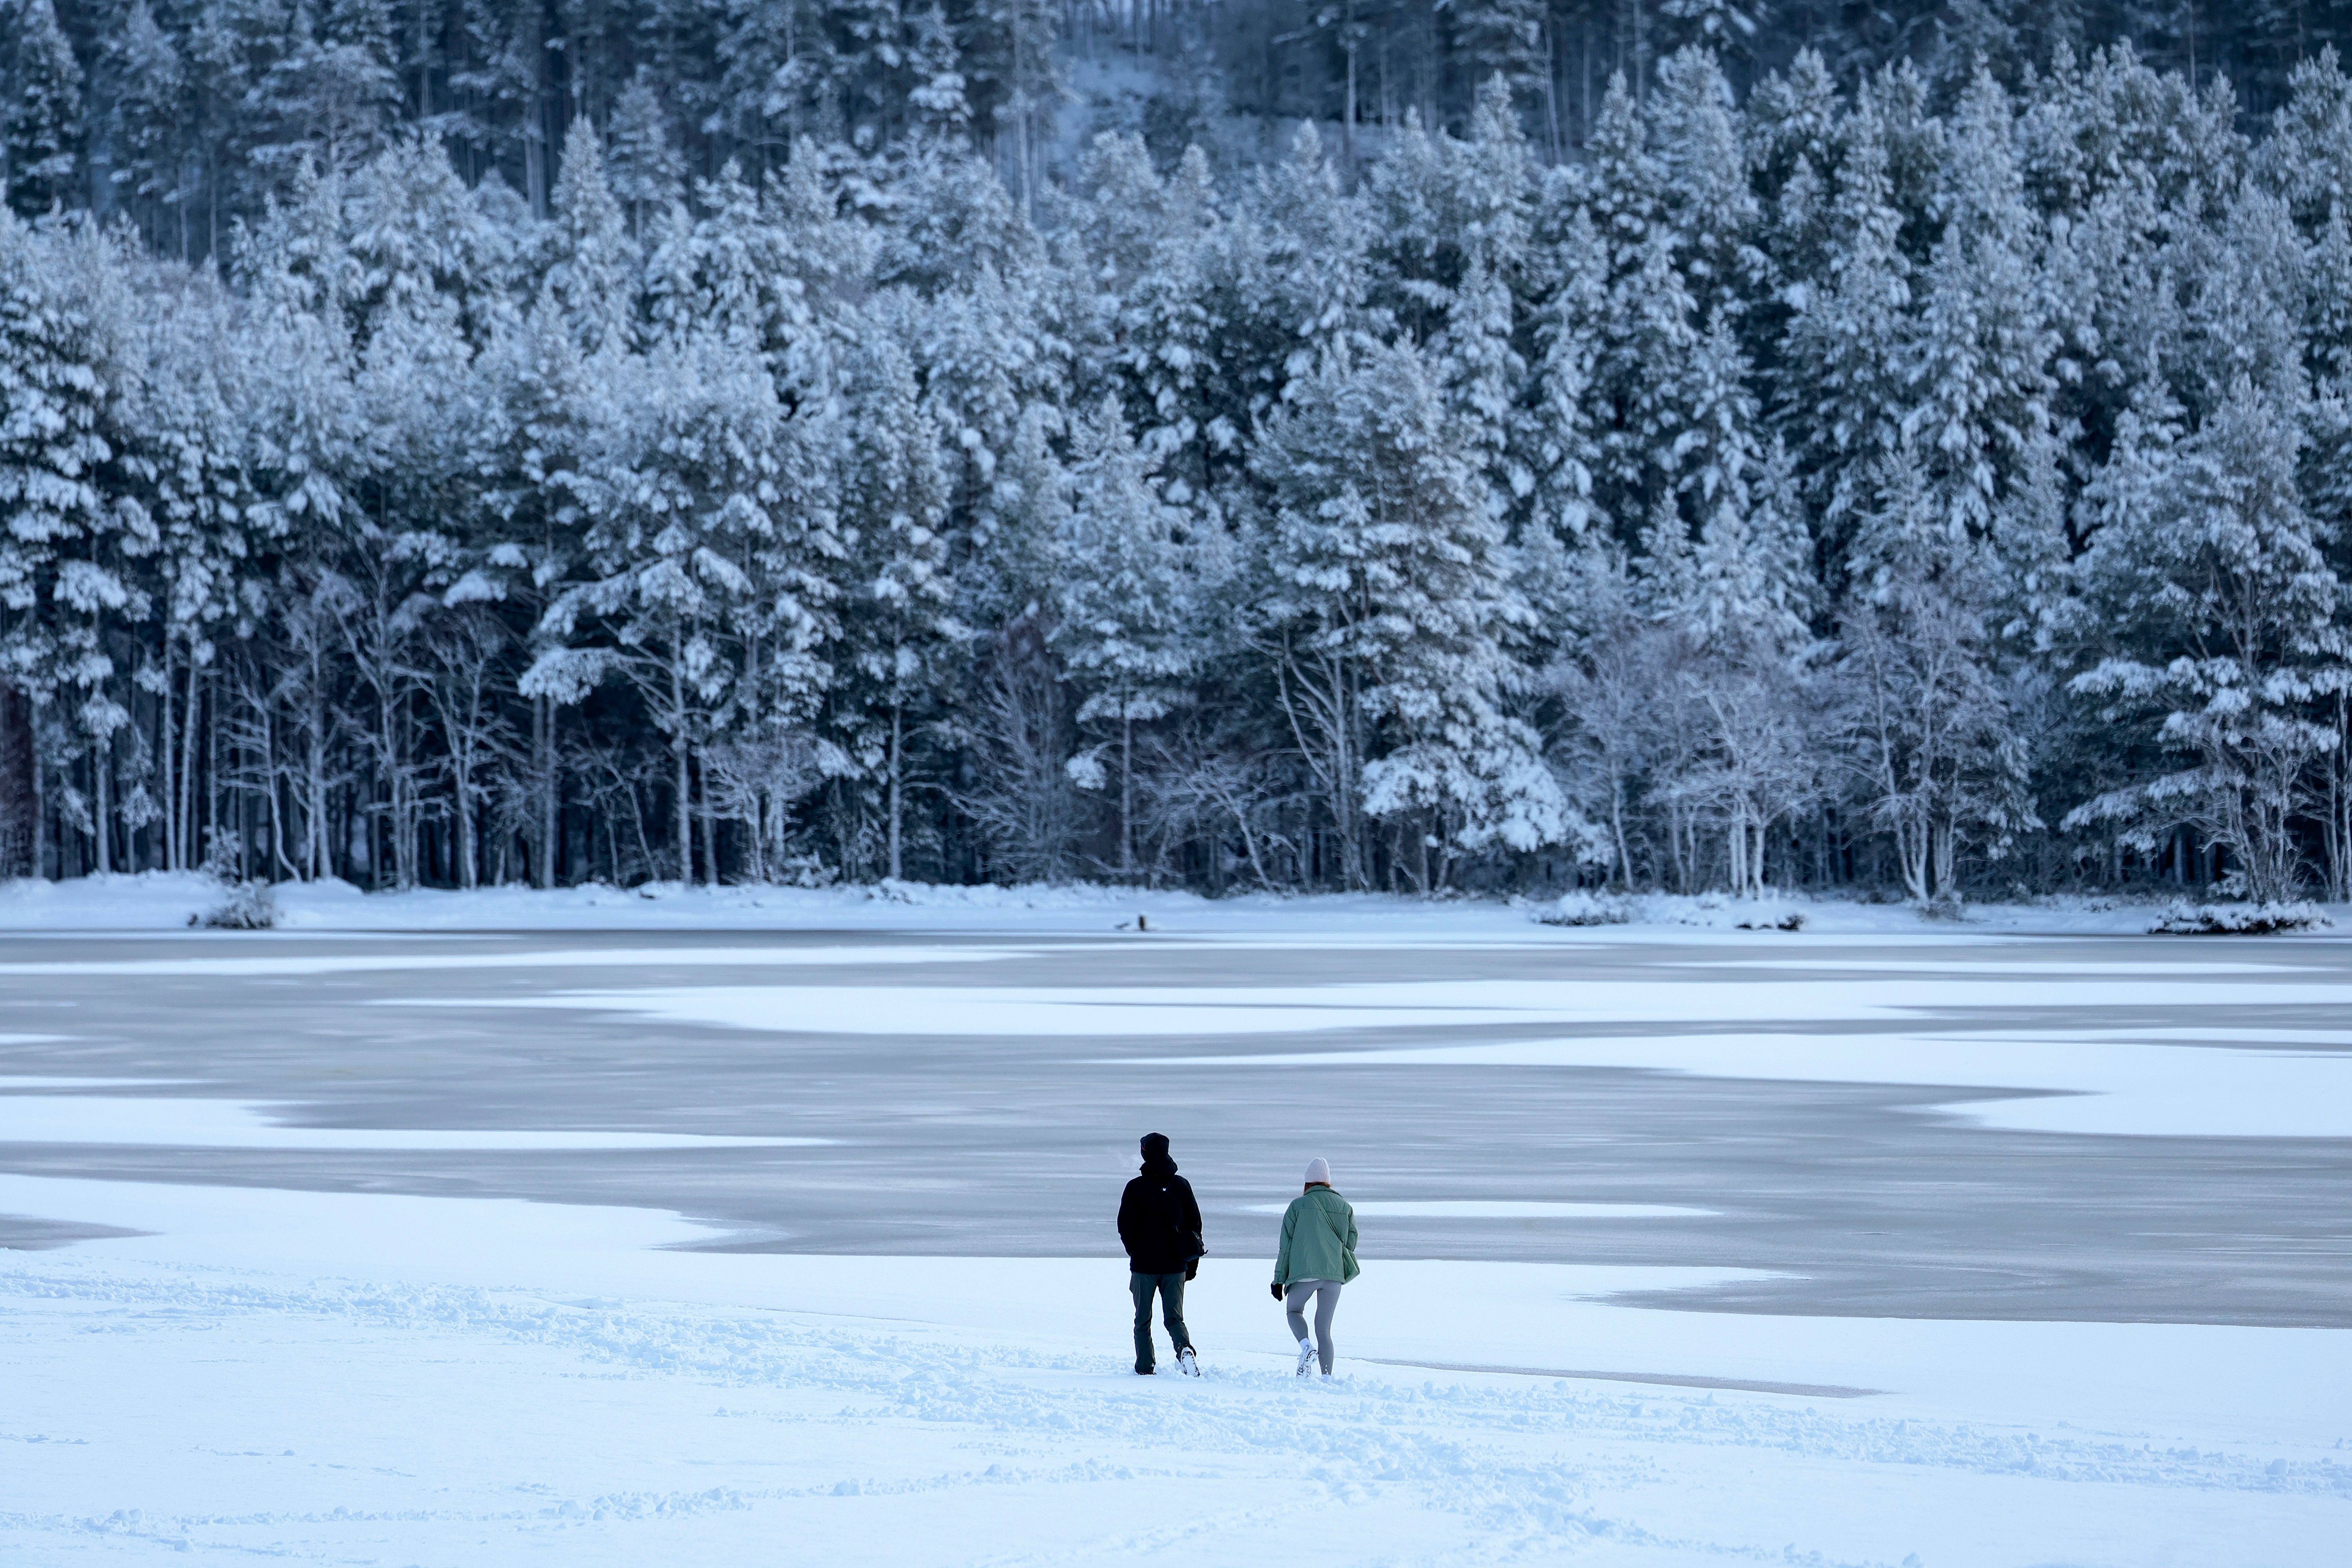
1294, 1342, 1316, 1377
1177, 1347, 1200, 1377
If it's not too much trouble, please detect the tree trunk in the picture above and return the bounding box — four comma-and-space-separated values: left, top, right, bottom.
0, 677, 33, 878
1902, 820, 1930, 904
1610, 773, 1630, 889
626, 774, 653, 883
207, 666, 223, 874
888, 703, 905, 881
180, 659, 203, 871
94, 726, 114, 874
383, 691, 410, 890
307, 654, 328, 880
2337, 696, 2352, 902
1341, 4, 1357, 178
531, 695, 547, 887
1119, 708, 1134, 881
698, 754, 717, 887
33, 701, 49, 878
539, 694, 559, 889
672, 666, 693, 885
267, 702, 296, 883
521, 4, 548, 217
1234, 806, 1271, 889
1543, 24, 1563, 162
160, 643, 178, 871
456, 755, 478, 890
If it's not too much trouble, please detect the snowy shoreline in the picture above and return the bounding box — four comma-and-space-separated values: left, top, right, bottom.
6, 869, 2343, 940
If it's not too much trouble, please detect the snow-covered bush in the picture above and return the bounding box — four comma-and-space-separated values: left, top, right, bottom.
193, 878, 278, 930
2150, 901, 2332, 935
1532, 891, 1633, 927
1662, 893, 1808, 931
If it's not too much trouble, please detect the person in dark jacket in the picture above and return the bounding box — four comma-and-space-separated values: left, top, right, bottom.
1117, 1132, 1203, 1376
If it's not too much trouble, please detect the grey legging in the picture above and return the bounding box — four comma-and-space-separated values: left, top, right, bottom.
1284, 1279, 1342, 1373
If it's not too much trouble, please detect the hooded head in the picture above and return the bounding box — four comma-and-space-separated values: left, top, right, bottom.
1140, 1132, 1175, 1174
1303, 1157, 1331, 1187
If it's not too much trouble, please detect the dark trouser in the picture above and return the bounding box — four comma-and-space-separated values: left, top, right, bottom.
1130, 1271, 1192, 1372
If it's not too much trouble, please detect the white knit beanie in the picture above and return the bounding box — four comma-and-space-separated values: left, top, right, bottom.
1304, 1157, 1331, 1185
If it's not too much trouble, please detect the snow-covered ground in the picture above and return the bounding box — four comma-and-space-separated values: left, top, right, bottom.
2, 868, 2309, 939
8, 1172, 2347, 1566
3, 878, 2348, 1564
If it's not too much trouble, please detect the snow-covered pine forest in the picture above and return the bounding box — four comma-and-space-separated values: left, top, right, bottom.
4, 3, 2352, 903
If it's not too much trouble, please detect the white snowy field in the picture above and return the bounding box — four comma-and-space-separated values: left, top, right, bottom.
2, 878, 2350, 1564
6, 1171, 2347, 1567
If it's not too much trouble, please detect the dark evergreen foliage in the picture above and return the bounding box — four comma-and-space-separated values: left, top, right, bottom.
5, 5, 2352, 900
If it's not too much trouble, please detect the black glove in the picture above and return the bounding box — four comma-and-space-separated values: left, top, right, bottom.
1270, 1281, 1284, 1301
1185, 1261, 1198, 1282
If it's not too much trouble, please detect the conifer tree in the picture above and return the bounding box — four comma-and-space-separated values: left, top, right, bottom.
247, 0, 403, 185
829, 315, 956, 880
2067, 377, 2349, 902
529, 330, 841, 885
105, 2, 190, 249
1252, 340, 1572, 887
606, 73, 686, 241
541, 117, 638, 358
1519, 207, 1610, 630
1779, 97, 1911, 541
0, 217, 118, 818
1902, 69, 2056, 540
4, 0, 83, 216
1835, 448, 2034, 905
1232, 122, 1374, 409
1053, 394, 1206, 880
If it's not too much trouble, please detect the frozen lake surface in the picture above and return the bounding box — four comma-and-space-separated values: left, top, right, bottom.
2, 886, 2348, 1563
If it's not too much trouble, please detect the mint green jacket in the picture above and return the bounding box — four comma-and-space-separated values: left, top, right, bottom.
1274, 1186, 1360, 1287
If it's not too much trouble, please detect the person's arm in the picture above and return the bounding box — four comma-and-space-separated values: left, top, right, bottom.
1178, 1178, 1204, 1277
1345, 1203, 1358, 1254
1273, 1202, 1294, 1286
1116, 1181, 1138, 1259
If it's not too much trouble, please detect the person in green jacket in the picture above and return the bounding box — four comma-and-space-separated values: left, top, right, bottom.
1270, 1157, 1358, 1377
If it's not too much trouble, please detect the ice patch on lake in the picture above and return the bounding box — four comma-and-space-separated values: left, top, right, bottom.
1241, 1200, 1716, 1219
0, 1094, 831, 1151
1683, 958, 2323, 975
0, 944, 1025, 978
0, 1078, 201, 1089
451, 972, 2352, 1038
1146, 1032, 2352, 1139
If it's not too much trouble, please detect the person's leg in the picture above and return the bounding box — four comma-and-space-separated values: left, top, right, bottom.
1158, 1273, 1192, 1354
1312, 1281, 1341, 1374
1283, 1281, 1313, 1343
1283, 1281, 1318, 1374
1130, 1273, 1156, 1373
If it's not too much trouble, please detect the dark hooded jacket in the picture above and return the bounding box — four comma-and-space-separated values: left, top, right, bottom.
1118, 1134, 1204, 1275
